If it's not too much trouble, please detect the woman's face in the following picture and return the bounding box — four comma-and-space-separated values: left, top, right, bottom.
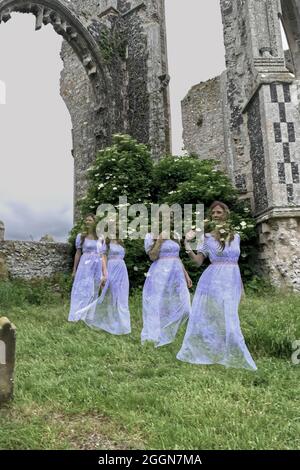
85, 216, 95, 227
211, 205, 226, 222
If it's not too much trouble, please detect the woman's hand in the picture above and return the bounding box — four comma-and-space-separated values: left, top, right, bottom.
185, 230, 196, 242
186, 275, 193, 289
100, 275, 107, 289
158, 231, 168, 241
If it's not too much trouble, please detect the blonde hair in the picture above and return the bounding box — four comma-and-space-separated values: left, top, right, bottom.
206, 201, 235, 251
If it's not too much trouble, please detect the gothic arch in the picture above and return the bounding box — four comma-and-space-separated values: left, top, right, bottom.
280, 0, 300, 78
0, 0, 113, 126
0, 0, 118, 219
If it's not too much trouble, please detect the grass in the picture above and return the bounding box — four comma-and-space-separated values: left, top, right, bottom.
0, 282, 300, 450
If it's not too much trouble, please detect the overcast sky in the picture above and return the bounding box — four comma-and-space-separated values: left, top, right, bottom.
0, 1, 288, 241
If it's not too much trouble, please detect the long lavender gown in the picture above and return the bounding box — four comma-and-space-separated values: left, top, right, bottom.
177, 233, 257, 370
141, 234, 191, 347
68, 234, 105, 322
73, 242, 131, 335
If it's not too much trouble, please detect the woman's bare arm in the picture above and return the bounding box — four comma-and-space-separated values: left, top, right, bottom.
148, 238, 164, 261
180, 260, 193, 288
100, 254, 108, 288
72, 249, 82, 277
184, 240, 206, 267
187, 250, 205, 267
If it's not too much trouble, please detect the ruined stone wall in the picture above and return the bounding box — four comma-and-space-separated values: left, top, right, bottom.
181, 76, 227, 171
0, 241, 72, 279
257, 216, 300, 292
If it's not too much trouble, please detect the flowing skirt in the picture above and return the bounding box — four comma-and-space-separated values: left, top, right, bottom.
142, 258, 191, 347
177, 264, 257, 370
68, 253, 102, 322
73, 259, 131, 335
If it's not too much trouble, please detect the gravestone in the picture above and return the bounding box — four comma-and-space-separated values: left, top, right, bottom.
0, 317, 16, 404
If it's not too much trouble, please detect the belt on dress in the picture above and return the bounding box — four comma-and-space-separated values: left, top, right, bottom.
108, 255, 124, 259
211, 260, 238, 265
158, 256, 179, 260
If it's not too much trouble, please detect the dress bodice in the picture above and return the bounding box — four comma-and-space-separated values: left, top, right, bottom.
107, 242, 125, 259
144, 233, 180, 259
75, 234, 106, 255
158, 239, 180, 258
197, 233, 240, 263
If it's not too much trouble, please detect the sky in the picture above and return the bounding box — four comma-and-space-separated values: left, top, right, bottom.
0, 1, 289, 241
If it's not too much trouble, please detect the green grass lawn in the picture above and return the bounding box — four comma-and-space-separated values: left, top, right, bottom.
0, 287, 300, 450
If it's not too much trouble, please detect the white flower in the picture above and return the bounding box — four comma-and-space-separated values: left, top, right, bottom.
240, 221, 247, 227
113, 187, 118, 190
133, 266, 139, 271
98, 183, 104, 189
219, 229, 226, 234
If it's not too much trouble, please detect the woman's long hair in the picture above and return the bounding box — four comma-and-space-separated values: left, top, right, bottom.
105, 221, 124, 248
205, 201, 235, 251
80, 213, 98, 248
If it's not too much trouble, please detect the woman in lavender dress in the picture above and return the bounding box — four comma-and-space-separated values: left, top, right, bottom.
68, 214, 107, 322
141, 231, 192, 347
73, 236, 131, 335
177, 201, 257, 371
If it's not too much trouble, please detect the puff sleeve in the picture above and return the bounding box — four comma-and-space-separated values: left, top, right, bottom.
144, 233, 155, 254
75, 233, 82, 250
196, 235, 209, 258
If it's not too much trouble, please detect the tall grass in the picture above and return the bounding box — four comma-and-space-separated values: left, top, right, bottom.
0, 281, 299, 449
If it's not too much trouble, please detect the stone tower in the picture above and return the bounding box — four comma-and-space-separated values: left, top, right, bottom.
182, 0, 300, 291
220, 0, 300, 290
0, 0, 171, 218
